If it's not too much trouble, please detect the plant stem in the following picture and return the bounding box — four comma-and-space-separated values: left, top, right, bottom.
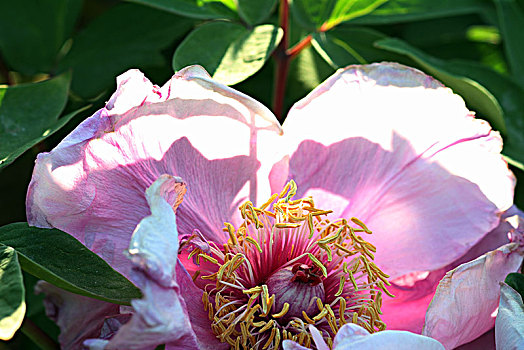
21, 318, 60, 350
272, 0, 290, 121
272, 1, 314, 121
287, 35, 312, 58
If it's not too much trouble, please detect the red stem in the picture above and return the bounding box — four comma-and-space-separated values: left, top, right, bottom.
272, 1, 314, 121
272, 0, 289, 121
287, 35, 312, 58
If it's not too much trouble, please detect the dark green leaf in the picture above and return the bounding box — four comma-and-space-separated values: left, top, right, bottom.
238, 0, 277, 25
0, 223, 142, 306
0, 245, 25, 341
58, 3, 194, 98
173, 22, 282, 85
290, 0, 387, 30
126, 0, 238, 19
351, 0, 492, 25
494, 0, 524, 86
312, 27, 409, 68
0, 73, 86, 169
0, 0, 82, 75
376, 38, 524, 169
505, 272, 524, 301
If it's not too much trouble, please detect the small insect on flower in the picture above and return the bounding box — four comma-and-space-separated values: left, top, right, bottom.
180, 180, 393, 349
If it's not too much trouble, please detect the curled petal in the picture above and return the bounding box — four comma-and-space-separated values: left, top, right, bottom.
495, 282, 524, 350
27, 66, 282, 277
84, 176, 222, 349
422, 244, 524, 349
278, 62, 515, 278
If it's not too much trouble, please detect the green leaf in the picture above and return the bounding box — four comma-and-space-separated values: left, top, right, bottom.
494, 0, 524, 86
0, 0, 82, 75
0, 73, 85, 169
173, 22, 282, 85
126, 0, 238, 19
238, 0, 277, 25
505, 272, 524, 301
290, 0, 388, 30
0, 223, 142, 306
312, 27, 409, 68
351, 0, 492, 25
376, 38, 524, 169
0, 245, 25, 341
58, 3, 194, 98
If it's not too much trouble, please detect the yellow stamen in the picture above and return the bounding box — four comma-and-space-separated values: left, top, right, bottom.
244, 236, 263, 253
272, 302, 290, 318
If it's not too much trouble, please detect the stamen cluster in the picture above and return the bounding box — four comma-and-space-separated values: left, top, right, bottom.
183, 180, 393, 349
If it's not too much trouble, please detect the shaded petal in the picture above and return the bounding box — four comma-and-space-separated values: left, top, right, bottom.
495, 282, 524, 350
455, 329, 495, 350
277, 62, 514, 278
35, 281, 120, 350
422, 244, 524, 349
84, 176, 222, 350
27, 66, 282, 277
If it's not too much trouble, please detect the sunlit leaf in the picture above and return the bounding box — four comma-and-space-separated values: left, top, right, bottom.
494, 0, 524, 86
0, 223, 142, 305
58, 3, 194, 98
0, 0, 82, 74
126, 0, 237, 19
290, 0, 387, 30
0, 245, 25, 341
312, 27, 408, 68
0, 73, 87, 169
173, 22, 282, 85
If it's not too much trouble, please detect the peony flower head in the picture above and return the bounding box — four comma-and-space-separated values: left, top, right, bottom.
26, 62, 519, 349
180, 179, 392, 348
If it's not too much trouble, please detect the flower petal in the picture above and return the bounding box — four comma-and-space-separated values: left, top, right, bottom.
495, 282, 524, 350
27, 66, 282, 277
35, 281, 121, 350
422, 244, 524, 349
381, 211, 517, 333
277, 62, 514, 279
84, 175, 223, 349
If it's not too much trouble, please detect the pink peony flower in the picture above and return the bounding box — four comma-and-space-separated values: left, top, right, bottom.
26, 63, 522, 349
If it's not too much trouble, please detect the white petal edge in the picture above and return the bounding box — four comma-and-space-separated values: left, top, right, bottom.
495, 282, 524, 350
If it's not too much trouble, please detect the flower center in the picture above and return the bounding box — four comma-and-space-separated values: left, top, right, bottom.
181, 180, 393, 349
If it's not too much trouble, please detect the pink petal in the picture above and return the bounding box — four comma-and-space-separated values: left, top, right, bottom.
495, 282, 524, 349
381, 211, 516, 333
35, 281, 121, 350
85, 176, 223, 350
422, 244, 524, 349
27, 66, 282, 277
276, 63, 514, 279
